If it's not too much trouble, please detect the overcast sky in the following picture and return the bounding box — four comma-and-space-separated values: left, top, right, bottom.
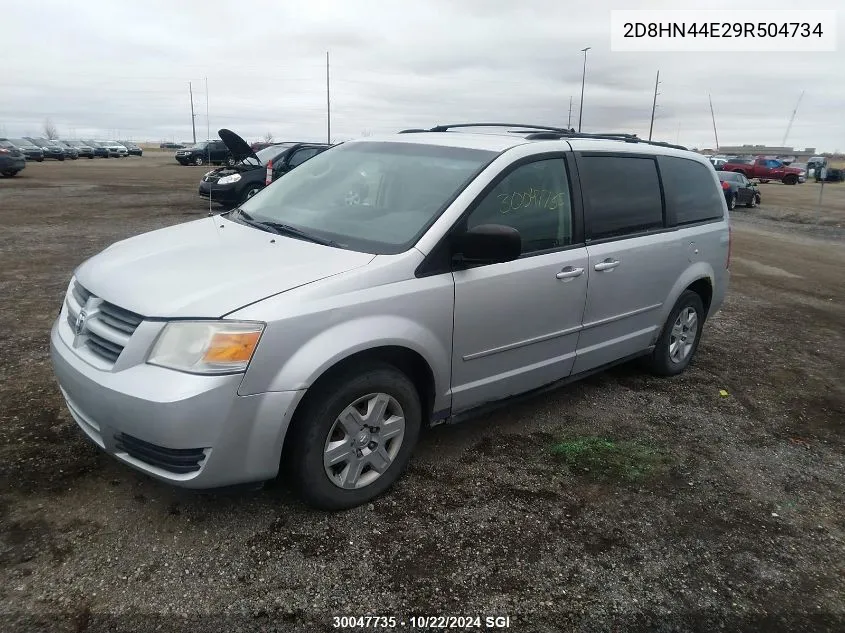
2, 0, 843, 151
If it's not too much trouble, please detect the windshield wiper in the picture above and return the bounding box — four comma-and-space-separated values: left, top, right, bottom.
231, 209, 340, 247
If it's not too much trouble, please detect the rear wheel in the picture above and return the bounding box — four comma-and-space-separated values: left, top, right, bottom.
646, 290, 706, 377
286, 363, 422, 510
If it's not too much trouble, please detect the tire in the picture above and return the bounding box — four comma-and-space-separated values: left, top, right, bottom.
755, 193, 761, 206
746, 193, 757, 208
646, 290, 706, 377
242, 185, 263, 203
193, 156, 205, 166
286, 363, 422, 510
37, 158, 44, 162
783, 175, 798, 185
759, 179, 769, 184
225, 156, 236, 167
727, 193, 736, 210
2, 170, 18, 177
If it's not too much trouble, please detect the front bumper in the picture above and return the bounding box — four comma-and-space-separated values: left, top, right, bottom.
50, 317, 304, 488
198, 180, 240, 203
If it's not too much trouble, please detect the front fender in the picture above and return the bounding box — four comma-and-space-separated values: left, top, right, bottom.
240, 315, 452, 411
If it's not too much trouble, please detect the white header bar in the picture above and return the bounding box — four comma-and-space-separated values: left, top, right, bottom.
611, 10, 837, 52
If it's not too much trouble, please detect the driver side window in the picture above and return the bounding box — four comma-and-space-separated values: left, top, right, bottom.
466, 158, 572, 254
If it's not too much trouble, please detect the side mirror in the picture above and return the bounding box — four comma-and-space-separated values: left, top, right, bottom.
453, 224, 521, 265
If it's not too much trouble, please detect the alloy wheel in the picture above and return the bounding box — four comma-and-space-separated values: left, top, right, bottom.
669, 307, 698, 364
323, 393, 406, 490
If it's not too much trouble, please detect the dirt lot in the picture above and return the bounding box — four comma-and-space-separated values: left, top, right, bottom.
1, 155, 843, 633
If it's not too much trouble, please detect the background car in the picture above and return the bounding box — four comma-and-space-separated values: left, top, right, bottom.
0, 140, 27, 177
84, 140, 111, 158
54, 140, 79, 160
175, 140, 233, 166
24, 137, 65, 160
0, 138, 44, 161
96, 140, 128, 157
199, 129, 330, 206
62, 139, 95, 159
718, 171, 760, 209
118, 141, 143, 157
160, 142, 186, 149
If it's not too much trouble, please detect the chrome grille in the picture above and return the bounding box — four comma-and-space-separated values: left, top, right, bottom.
65, 281, 144, 366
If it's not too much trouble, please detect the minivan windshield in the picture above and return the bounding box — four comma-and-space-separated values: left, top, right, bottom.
236, 141, 497, 254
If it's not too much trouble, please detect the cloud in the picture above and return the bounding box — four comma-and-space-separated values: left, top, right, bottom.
1, 0, 843, 151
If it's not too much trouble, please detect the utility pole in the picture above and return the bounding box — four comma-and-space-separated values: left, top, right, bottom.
578, 47, 591, 132
326, 51, 331, 145
568, 96, 573, 129
709, 94, 719, 151
648, 70, 660, 141
189, 82, 197, 144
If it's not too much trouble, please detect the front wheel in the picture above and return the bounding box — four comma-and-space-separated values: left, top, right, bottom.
242, 185, 263, 203
646, 290, 706, 377
193, 156, 205, 166
746, 194, 757, 208
2, 170, 19, 177
286, 363, 422, 510
727, 193, 736, 210
782, 175, 798, 185
225, 156, 236, 167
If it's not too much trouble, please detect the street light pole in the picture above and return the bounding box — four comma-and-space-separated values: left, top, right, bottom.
578, 47, 591, 133
648, 70, 660, 141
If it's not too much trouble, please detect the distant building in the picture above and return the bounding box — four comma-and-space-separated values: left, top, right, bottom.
717, 145, 818, 161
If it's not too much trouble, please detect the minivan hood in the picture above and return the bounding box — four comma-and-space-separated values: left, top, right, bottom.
218, 128, 257, 163
75, 216, 375, 318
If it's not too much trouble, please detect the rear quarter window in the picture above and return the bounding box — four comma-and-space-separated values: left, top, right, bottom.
658, 156, 724, 226
578, 155, 664, 240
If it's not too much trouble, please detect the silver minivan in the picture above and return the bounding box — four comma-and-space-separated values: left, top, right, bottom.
51, 124, 730, 509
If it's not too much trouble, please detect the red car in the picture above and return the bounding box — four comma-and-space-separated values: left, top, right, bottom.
720, 157, 805, 185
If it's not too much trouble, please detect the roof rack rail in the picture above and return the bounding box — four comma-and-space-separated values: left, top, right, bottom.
399, 123, 688, 151
521, 131, 688, 151
429, 123, 571, 133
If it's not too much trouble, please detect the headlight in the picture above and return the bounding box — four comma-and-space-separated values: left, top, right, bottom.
148, 321, 264, 374
217, 173, 241, 185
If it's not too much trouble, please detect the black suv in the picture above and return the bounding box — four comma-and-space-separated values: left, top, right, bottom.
62, 139, 96, 159
25, 137, 65, 161
119, 141, 143, 157
175, 140, 233, 166
198, 129, 330, 206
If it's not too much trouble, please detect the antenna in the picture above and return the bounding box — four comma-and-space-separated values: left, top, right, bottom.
568, 96, 573, 129
326, 51, 331, 145
189, 82, 197, 144
709, 94, 719, 151
781, 90, 804, 147
648, 70, 660, 141
205, 77, 211, 216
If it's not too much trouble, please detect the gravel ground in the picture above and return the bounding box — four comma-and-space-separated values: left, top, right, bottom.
0, 155, 843, 632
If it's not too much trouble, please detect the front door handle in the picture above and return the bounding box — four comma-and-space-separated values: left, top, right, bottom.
594, 259, 620, 272
556, 266, 584, 280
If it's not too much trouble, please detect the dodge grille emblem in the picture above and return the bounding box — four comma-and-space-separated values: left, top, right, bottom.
74, 309, 88, 336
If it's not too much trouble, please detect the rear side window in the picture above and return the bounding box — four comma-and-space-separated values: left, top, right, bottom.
658, 156, 724, 225
579, 155, 663, 240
